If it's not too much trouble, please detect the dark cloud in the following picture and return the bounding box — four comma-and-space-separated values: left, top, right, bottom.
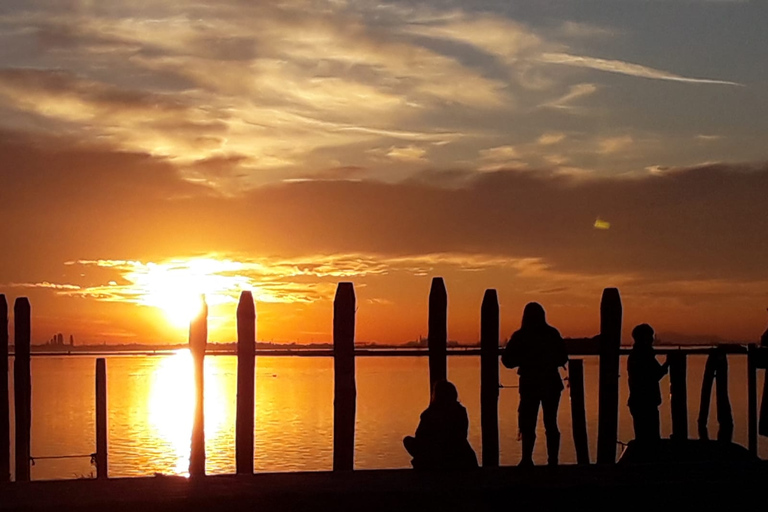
1, 129, 767, 285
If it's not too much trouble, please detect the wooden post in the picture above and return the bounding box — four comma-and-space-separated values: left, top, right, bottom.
669, 352, 688, 440
13, 298, 31, 482
569, 359, 590, 465
597, 288, 621, 464
0, 295, 8, 483
333, 283, 356, 471
236, 291, 256, 475
747, 344, 758, 455
715, 349, 733, 443
95, 358, 108, 479
189, 296, 208, 478
697, 351, 717, 440
480, 289, 499, 468
428, 277, 447, 391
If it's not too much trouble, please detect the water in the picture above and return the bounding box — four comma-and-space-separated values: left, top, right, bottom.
4, 353, 765, 480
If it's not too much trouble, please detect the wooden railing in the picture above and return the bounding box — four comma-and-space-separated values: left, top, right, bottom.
1, 281, 767, 481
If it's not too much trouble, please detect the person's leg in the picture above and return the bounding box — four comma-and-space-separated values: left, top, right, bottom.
649, 407, 661, 440
518, 392, 540, 466
542, 392, 561, 465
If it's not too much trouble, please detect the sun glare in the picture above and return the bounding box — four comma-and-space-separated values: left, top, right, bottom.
127, 259, 252, 328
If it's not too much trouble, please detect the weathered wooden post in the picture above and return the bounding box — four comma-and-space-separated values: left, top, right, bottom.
597, 288, 621, 464
697, 351, 718, 440
569, 359, 590, 465
480, 289, 499, 468
759, 321, 768, 437
189, 296, 208, 478
236, 291, 256, 475
747, 344, 758, 454
333, 283, 356, 471
668, 352, 688, 440
715, 349, 733, 443
14, 298, 31, 482
428, 277, 447, 391
95, 358, 108, 479
0, 295, 9, 483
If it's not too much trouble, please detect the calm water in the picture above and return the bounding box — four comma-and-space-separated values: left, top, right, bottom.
5, 353, 766, 480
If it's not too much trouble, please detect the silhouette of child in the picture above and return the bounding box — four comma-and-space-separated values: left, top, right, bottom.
627, 323, 669, 441
502, 302, 568, 466
403, 380, 478, 470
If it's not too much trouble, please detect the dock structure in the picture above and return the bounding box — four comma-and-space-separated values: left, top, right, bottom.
1, 280, 767, 495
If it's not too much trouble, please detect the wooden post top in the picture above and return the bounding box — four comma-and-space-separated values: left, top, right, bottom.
237, 291, 255, 318
189, 295, 208, 357
429, 277, 447, 303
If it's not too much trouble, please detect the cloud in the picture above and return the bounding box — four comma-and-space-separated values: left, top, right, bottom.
541, 83, 597, 110
386, 145, 428, 163
539, 53, 741, 86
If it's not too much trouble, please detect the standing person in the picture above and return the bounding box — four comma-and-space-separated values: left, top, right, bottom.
403, 380, 478, 470
502, 302, 568, 466
627, 323, 669, 441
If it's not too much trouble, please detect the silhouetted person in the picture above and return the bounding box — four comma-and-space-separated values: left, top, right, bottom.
403, 380, 478, 470
502, 302, 568, 466
627, 323, 669, 441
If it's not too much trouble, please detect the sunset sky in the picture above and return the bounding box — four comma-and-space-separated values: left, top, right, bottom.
1, 0, 767, 345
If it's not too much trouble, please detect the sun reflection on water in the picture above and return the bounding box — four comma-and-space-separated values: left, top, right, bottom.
147, 350, 229, 476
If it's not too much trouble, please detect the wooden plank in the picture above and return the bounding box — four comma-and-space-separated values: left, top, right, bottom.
697, 352, 717, 440
428, 277, 447, 391
715, 350, 733, 443
597, 288, 621, 464
480, 289, 499, 468
236, 291, 256, 475
568, 359, 590, 465
333, 283, 356, 471
747, 345, 758, 454
0, 295, 8, 483
95, 358, 108, 479
189, 296, 208, 478
14, 298, 31, 482
668, 352, 688, 440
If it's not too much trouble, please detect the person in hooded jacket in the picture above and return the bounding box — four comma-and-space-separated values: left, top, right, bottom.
627, 323, 669, 441
403, 380, 478, 470
502, 302, 568, 466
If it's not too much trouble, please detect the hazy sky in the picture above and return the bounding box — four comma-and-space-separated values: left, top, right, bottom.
1, 0, 767, 345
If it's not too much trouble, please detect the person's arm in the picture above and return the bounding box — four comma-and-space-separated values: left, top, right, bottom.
501, 333, 521, 369
553, 328, 569, 368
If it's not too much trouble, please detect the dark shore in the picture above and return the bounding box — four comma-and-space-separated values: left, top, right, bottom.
2, 461, 767, 512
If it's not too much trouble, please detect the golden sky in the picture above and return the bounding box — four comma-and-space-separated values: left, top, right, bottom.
1, 1, 767, 345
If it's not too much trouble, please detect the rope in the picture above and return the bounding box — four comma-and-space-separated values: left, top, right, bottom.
30, 454, 97, 466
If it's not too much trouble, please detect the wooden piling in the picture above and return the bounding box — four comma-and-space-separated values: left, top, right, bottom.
0, 295, 8, 483
697, 351, 717, 440
189, 296, 208, 478
480, 289, 499, 468
597, 288, 621, 464
428, 277, 447, 391
715, 349, 733, 443
95, 358, 108, 479
747, 344, 758, 454
333, 283, 356, 472
236, 291, 256, 475
569, 359, 590, 465
669, 352, 688, 440
14, 298, 31, 482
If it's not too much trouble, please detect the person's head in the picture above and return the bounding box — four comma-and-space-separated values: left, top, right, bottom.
632, 323, 655, 347
521, 302, 547, 330
431, 380, 459, 406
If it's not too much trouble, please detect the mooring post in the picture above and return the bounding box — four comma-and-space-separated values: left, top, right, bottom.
95, 358, 108, 479
669, 352, 688, 440
480, 289, 499, 468
760, 322, 768, 437
697, 351, 717, 440
189, 296, 208, 478
428, 277, 447, 392
13, 298, 31, 482
333, 283, 356, 471
569, 358, 590, 465
747, 344, 758, 454
715, 349, 733, 443
236, 291, 256, 475
0, 295, 9, 483
597, 288, 621, 464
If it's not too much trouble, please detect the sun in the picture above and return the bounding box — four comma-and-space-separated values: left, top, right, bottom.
126, 258, 249, 328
